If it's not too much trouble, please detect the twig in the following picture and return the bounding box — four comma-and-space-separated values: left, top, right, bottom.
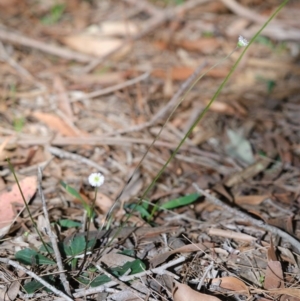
73, 256, 185, 298
0, 258, 73, 301
0, 27, 94, 63
0, 41, 36, 83
193, 184, 300, 253
70, 71, 150, 102
197, 261, 214, 290
95, 264, 145, 300
37, 167, 72, 296
47, 146, 109, 175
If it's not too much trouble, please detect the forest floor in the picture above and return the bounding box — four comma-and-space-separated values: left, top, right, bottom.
0, 0, 300, 300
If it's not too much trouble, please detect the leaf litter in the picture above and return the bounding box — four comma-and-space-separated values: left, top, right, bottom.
0, 0, 300, 300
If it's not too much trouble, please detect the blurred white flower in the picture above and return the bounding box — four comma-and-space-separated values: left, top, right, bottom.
238, 35, 249, 47
88, 173, 104, 187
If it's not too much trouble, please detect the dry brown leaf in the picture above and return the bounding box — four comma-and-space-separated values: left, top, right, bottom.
53, 76, 73, 120
176, 38, 220, 54
98, 21, 139, 36
95, 192, 113, 214
32, 111, 80, 137
0, 176, 37, 231
150, 242, 213, 268
269, 288, 300, 299
152, 66, 229, 81
211, 277, 249, 295
61, 35, 131, 59
67, 72, 125, 86
208, 228, 256, 242
280, 294, 300, 301
265, 241, 284, 289
173, 282, 222, 301
265, 261, 284, 289
235, 195, 269, 205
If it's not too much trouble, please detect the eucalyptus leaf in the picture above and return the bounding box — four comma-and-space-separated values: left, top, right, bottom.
161, 193, 200, 209
58, 219, 82, 228
15, 248, 55, 265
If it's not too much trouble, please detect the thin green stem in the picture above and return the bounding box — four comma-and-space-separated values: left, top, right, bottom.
6, 159, 54, 259
78, 188, 98, 274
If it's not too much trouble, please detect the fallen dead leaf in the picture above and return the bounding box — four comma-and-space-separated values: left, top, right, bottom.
208, 228, 256, 242
211, 277, 249, 295
234, 194, 269, 205
173, 281, 222, 301
264, 240, 284, 289
61, 35, 131, 59
150, 242, 214, 268
94, 192, 113, 214
175, 38, 220, 54
98, 21, 139, 37
32, 111, 81, 137
0, 176, 37, 232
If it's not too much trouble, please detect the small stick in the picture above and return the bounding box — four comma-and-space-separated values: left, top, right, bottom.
95, 264, 145, 301
47, 146, 109, 175
197, 261, 214, 290
37, 167, 72, 296
193, 184, 300, 253
0, 258, 73, 301
0, 41, 36, 83
0, 27, 93, 63
70, 71, 150, 102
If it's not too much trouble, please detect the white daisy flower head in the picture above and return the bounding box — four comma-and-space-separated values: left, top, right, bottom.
237, 35, 248, 47
88, 173, 105, 187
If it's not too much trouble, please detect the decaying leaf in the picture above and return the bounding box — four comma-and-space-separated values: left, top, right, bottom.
61, 35, 131, 59
211, 277, 249, 295
0, 176, 37, 233
173, 281, 222, 301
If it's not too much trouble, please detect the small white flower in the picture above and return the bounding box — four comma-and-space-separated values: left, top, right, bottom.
237, 35, 248, 47
88, 173, 104, 187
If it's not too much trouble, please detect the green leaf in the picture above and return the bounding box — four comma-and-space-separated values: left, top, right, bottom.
161, 193, 200, 209
90, 274, 111, 287
39, 243, 54, 254
60, 181, 90, 214
64, 236, 96, 257
41, 4, 65, 25
111, 259, 145, 276
15, 248, 55, 265
58, 219, 82, 228
126, 203, 151, 218
23, 276, 56, 294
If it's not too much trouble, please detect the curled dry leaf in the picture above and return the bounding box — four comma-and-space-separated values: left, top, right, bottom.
0, 176, 37, 233
173, 281, 222, 301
